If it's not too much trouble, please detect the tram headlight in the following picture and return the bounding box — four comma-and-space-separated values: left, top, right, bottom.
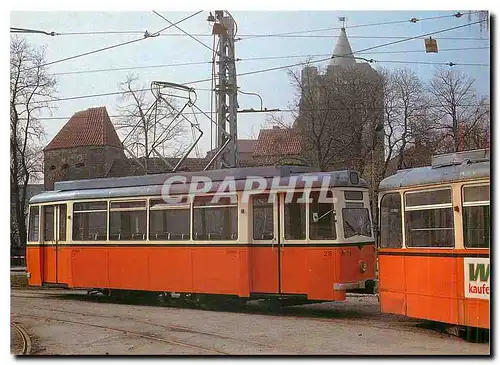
359, 261, 367, 273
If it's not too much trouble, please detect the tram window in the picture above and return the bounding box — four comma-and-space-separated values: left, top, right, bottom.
344, 191, 364, 201
464, 185, 490, 203
284, 192, 306, 240
43, 206, 54, 241
193, 196, 238, 240
109, 201, 147, 241
309, 191, 337, 240
404, 189, 454, 248
463, 185, 490, 249
28, 206, 40, 242
149, 199, 190, 241
252, 194, 275, 240
73, 201, 107, 241
342, 208, 371, 238
406, 189, 451, 207
379, 193, 402, 248
59, 205, 67, 241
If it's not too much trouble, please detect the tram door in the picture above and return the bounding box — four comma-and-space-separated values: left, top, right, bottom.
250, 194, 280, 294
250, 192, 308, 295
41, 204, 66, 284
279, 192, 308, 294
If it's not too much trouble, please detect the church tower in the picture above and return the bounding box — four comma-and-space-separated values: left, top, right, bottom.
296, 23, 385, 176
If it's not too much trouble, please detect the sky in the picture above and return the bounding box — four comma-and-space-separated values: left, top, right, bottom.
10, 10, 490, 157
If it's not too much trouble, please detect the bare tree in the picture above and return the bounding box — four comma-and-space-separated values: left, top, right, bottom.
280, 64, 384, 175
115, 73, 187, 173
380, 67, 434, 175
428, 68, 490, 153
10, 36, 57, 248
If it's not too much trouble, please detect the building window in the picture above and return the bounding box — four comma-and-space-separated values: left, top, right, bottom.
28, 206, 40, 242
309, 190, 337, 240
284, 192, 306, 240
463, 184, 490, 249
404, 188, 454, 248
109, 201, 147, 241
73, 201, 107, 241
149, 198, 190, 240
43, 206, 54, 241
252, 194, 275, 240
379, 193, 402, 248
193, 195, 238, 240
59, 205, 67, 241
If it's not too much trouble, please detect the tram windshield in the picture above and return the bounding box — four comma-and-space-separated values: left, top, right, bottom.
342, 208, 371, 238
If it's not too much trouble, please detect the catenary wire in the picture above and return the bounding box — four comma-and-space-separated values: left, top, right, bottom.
152, 10, 213, 52
49, 46, 489, 76
25, 102, 491, 121
29, 19, 488, 105
21, 11, 203, 72
16, 11, 478, 38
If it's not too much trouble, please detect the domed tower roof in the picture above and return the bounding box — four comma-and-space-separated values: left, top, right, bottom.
329, 27, 356, 67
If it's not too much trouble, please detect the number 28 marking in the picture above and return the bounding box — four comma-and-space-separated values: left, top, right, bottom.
323, 250, 332, 257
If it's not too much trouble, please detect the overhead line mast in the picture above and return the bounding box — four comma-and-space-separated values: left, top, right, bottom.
209, 10, 239, 169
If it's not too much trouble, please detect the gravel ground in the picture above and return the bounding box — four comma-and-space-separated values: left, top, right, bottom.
10, 287, 490, 356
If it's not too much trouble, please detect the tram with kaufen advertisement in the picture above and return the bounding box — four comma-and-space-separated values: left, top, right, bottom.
377, 149, 490, 338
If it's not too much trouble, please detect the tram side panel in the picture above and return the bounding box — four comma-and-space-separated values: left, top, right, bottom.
379, 251, 489, 329
148, 246, 194, 293
26, 245, 42, 286
404, 252, 461, 326
192, 246, 249, 296
71, 247, 110, 289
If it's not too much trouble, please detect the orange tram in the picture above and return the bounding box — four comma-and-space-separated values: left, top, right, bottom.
26, 166, 375, 305
377, 149, 490, 334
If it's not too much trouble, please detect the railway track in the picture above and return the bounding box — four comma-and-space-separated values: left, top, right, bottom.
14, 305, 301, 355
11, 322, 31, 355
11, 290, 443, 342
15, 312, 230, 355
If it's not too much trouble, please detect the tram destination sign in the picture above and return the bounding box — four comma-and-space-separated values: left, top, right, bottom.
464, 258, 490, 299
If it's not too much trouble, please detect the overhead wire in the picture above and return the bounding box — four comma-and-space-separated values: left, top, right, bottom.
49, 46, 489, 76
16, 11, 478, 38
21, 11, 204, 72
239, 11, 475, 40
26, 102, 490, 121
152, 10, 214, 52
30, 18, 489, 105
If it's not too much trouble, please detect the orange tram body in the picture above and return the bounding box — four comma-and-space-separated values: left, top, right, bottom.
378, 149, 490, 330
26, 166, 375, 303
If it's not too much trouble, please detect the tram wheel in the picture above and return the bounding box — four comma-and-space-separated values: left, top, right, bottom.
464, 327, 489, 343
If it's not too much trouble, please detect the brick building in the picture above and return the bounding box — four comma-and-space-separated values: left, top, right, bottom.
44, 107, 126, 190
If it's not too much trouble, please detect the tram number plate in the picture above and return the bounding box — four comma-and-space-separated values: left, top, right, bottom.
324, 250, 333, 257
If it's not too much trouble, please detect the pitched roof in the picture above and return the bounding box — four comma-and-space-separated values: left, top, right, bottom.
329, 27, 356, 68
44, 106, 123, 151
253, 127, 302, 157
237, 139, 258, 154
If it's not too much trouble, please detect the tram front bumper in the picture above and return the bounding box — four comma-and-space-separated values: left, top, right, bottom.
334, 280, 367, 291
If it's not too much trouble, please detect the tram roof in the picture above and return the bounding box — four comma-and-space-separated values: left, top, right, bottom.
379, 149, 490, 191
30, 165, 368, 204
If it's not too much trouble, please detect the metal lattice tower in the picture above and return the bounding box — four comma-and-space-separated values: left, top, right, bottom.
212, 10, 239, 169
